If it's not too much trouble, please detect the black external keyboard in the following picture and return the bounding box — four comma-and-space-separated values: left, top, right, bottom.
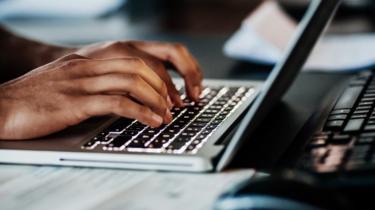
300, 71, 375, 173
81, 86, 253, 154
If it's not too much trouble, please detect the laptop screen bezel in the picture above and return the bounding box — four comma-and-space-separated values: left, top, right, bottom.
217, 0, 342, 171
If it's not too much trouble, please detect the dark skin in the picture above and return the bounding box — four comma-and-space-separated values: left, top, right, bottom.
0, 26, 203, 140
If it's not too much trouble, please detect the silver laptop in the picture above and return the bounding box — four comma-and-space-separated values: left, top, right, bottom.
0, 0, 341, 172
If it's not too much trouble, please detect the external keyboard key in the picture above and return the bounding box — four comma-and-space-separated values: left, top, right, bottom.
356, 137, 375, 145
353, 110, 370, 115
359, 101, 374, 106
364, 93, 375, 98
350, 114, 367, 119
331, 109, 351, 115
328, 114, 347, 121
325, 120, 345, 130
308, 138, 326, 148
334, 86, 363, 110
364, 125, 375, 131
356, 106, 372, 110
344, 119, 365, 132
360, 132, 375, 137
330, 134, 352, 144
361, 97, 375, 102
350, 80, 367, 86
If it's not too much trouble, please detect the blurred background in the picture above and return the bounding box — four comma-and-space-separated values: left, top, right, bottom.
1, 0, 374, 45
1, 0, 374, 78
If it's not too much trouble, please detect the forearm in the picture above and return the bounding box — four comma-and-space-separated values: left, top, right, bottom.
0, 26, 75, 83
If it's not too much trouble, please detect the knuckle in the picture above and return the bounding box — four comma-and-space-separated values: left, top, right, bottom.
112, 42, 123, 49
108, 41, 132, 50
183, 70, 195, 79
157, 95, 167, 109
75, 79, 87, 91
155, 61, 166, 72
161, 82, 168, 96
125, 57, 145, 68
110, 96, 124, 111
129, 74, 142, 86
122, 40, 136, 48
132, 57, 145, 65
128, 75, 146, 92
62, 59, 84, 69
137, 106, 151, 116
62, 53, 87, 61
108, 41, 122, 48
55, 80, 69, 91
173, 43, 187, 52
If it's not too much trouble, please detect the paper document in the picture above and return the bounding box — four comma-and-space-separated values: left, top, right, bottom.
224, 1, 375, 72
0, 165, 255, 210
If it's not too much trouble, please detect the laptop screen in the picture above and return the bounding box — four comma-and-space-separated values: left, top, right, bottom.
217, 0, 342, 170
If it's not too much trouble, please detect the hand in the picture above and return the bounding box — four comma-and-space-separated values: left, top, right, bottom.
0, 54, 173, 140
74, 41, 203, 106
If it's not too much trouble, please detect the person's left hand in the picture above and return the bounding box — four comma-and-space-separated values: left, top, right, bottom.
74, 41, 203, 107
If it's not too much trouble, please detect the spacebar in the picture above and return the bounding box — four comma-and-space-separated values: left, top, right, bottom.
334, 86, 364, 110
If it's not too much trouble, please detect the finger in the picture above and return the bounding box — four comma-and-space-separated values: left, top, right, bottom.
62, 58, 169, 100
72, 73, 172, 123
122, 47, 184, 107
77, 95, 164, 128
130, 41, 203, 101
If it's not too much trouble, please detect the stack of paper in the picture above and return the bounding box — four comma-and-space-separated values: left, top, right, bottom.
224, 1, 375, 72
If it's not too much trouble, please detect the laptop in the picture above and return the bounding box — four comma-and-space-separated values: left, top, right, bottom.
0, 0, 341, 172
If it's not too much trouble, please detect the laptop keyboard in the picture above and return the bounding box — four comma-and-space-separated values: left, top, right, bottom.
81, 86, 254, 154
299, 71, 375, 173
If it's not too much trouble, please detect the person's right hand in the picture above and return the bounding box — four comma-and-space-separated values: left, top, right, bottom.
0, 54, 173, 140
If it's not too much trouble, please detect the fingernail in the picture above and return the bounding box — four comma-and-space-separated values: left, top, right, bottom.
194, 86, 201, 101
177, 97, 185, 107
165, 109, 173, 123
167, 96, 173, 109
151, 113, 163, 125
